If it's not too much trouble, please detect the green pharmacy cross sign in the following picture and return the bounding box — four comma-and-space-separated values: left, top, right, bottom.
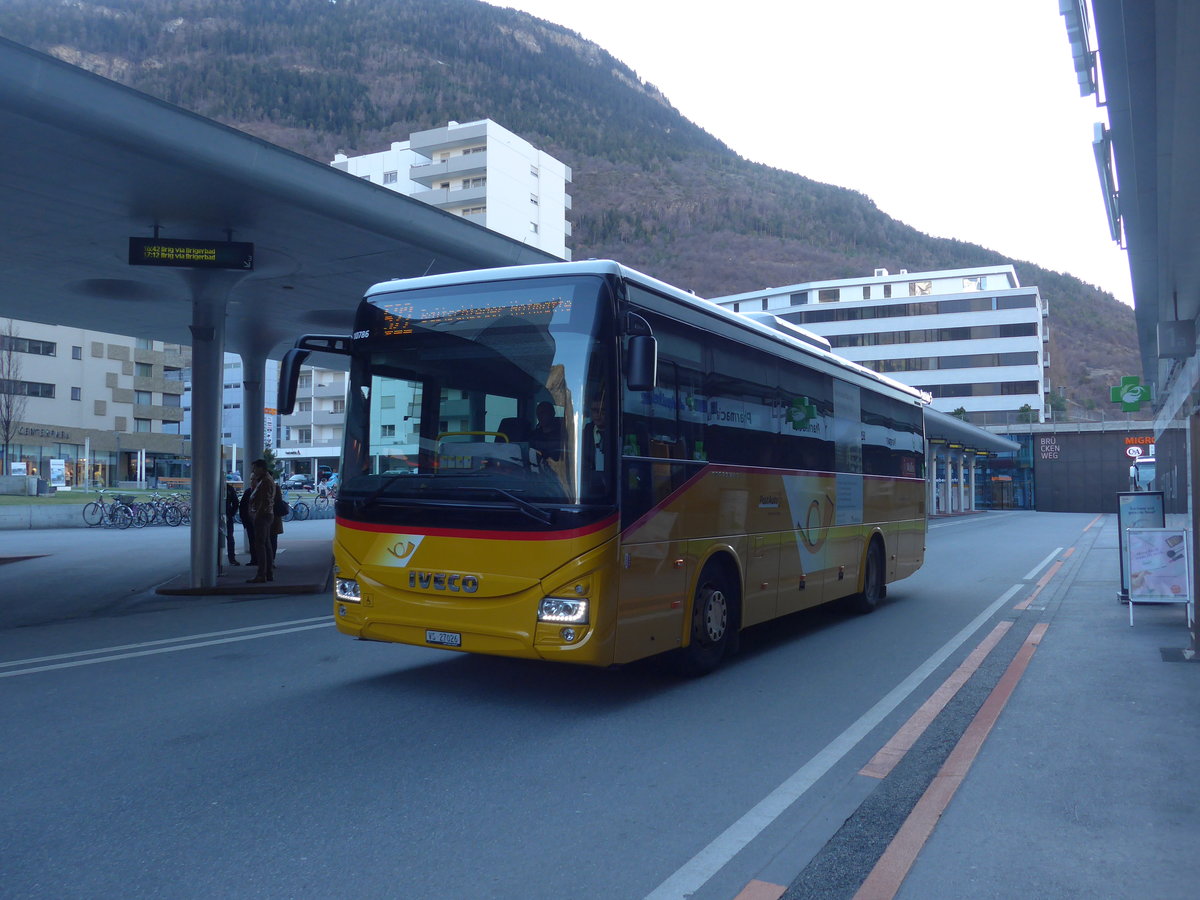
785, 396, 818, 430
1110, 375, 1154, 412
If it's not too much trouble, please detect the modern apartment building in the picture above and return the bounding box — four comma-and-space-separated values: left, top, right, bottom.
179, 357, 282, 477
332, 119, 572, 260
1, 321, 190, 488
275, 365, 346, 479
712, 265, 1049, 425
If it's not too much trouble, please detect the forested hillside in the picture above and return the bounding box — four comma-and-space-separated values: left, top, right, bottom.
0, 0, 1138, 415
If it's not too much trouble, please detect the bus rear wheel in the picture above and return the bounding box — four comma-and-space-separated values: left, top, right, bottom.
677, 566, 736, 676
847, 538, 886, 614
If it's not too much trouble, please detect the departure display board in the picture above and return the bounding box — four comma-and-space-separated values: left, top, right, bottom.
128, 237, 254, 270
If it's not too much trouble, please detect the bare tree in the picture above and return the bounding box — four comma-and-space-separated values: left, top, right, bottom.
0, 319, 30, 476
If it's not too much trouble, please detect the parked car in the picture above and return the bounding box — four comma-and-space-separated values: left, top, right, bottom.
282, 474, 314, 491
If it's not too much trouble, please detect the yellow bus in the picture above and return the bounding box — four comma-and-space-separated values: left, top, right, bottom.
280, 261, 927, 673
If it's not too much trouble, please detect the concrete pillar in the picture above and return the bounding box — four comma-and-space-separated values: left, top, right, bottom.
187, 297, 226, 589
184, 270, 244, 590
239, 344, 270, 464
957, 452, 967, 512
968, 453, 978, 511
926, 441, 936, 516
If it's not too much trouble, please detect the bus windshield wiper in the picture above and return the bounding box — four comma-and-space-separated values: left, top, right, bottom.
456, 486, 553, 525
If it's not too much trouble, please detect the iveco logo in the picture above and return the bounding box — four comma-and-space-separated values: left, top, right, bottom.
408, 571, 480, 593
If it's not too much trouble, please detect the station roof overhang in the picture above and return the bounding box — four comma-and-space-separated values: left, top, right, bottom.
0, 36, 557, 362
925, 407, 1020, 455
1088, 2, 1200, 395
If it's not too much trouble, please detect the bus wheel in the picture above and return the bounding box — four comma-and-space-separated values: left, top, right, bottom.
848, 538, 887, 614
678, 566, 735, 676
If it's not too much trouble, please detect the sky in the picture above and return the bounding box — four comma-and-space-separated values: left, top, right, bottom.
483, 0, 1133, 306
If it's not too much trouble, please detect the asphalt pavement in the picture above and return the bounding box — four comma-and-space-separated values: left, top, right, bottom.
2, 510, 1196, 898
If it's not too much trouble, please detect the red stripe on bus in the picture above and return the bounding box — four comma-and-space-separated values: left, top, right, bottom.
335, 513, 619, 541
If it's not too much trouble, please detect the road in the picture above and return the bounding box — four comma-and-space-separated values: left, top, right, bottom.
0, 511, 1098, 898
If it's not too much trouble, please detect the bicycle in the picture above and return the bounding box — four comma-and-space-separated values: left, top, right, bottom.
283, 490, 310, 521
81, 490, 135, 529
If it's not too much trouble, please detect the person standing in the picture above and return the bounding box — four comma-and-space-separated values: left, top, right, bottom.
245, 458, 277, 583
224, 482, 241, 566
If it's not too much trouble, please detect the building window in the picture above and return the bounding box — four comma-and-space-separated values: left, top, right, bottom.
0, 379, 54, 398
134, 418, 151, 433
463, 146, 486, 155
0, 336, 56, 356
818, 288, 840, 303
530, 222, 539, 234
163, 367, 183, 381
464, 176, 486, 188
72, 345, 83, 360
439, 181, 451, 190
298, 398, 312, 413
790, 291, 808, 306
380, 424, 396, 438
162, 394, 180, 408
462, 206, 486, 216
863, 287, 871, 300
136, 338, 154, 350
135, 362, 153, 377
760, 298, 769, 311
71, 386, 82, 401
381, 395, 396, 409
883, 284, 893, 299
909, 280, 933, 296
962, 277, 981, 291
383, 171, 398, 184
135, 390, 152, 405
162, 422, 180, 435
332, 399, 345, 414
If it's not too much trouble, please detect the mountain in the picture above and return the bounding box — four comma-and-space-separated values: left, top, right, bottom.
0, 0, 1139, 417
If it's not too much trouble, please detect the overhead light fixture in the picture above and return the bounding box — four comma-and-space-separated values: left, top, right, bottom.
1060, 0, 1097, 97
1092, 123, 1122, 245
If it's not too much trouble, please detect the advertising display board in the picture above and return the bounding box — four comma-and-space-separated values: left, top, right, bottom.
1116, 491, 1165, 600
1125, 527, 1193, 626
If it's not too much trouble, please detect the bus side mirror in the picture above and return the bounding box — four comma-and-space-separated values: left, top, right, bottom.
277, 347, 311, 415
626, 334, 657, 392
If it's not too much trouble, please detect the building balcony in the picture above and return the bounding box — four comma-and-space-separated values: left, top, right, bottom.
409, 154, 487, 186
408, 185, 487, 208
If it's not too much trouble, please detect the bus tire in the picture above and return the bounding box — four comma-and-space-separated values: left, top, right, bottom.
848, 537, 887, 614
677, 564, 737, 676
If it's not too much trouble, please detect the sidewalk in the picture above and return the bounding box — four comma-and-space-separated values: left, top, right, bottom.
891, 512, 1199, 898
789, 512, 1200, 899
155, 537, 333, 596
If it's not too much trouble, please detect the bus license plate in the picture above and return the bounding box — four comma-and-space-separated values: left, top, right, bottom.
426, 629, 462, 647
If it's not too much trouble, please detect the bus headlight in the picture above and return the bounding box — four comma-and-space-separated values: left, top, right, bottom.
335, 578, 362, 603
538, 597, 588, 624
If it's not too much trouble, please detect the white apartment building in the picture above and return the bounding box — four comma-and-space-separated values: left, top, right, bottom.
332, 119, 572, 260
276, 365, 346, 479
713, 265, 1049, 425
1, 321, 190, 488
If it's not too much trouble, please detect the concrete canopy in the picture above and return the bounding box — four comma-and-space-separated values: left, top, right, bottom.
0, 36, 555, 588
1089, 2, 1200, 403
0, 35, 554, 356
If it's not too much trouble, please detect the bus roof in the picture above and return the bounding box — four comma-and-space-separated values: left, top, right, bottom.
364, 260, 930, 407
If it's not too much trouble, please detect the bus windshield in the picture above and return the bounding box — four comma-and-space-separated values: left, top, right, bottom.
340, 274, 616, 511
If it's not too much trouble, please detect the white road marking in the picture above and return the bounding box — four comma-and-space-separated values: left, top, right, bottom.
1022, 548, 1063, 582
0, 618, 333, 678
644, 583, 1024, 900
